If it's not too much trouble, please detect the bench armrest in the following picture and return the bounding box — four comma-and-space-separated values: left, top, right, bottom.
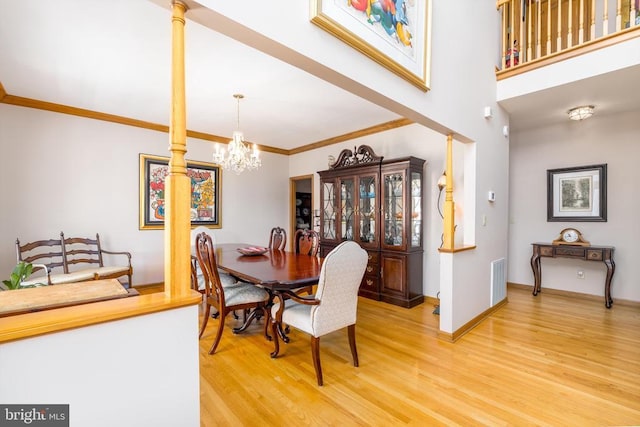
100, 249, 132, 266
31, 263, 52, 286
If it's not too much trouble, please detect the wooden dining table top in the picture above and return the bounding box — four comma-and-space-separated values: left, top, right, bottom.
214, 243, 322, 290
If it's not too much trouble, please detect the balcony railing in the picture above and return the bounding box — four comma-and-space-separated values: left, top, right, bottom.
496, 0, 640, 73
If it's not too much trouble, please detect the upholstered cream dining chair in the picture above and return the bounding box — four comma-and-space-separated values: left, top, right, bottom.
195, 232, 270, 354
270, 240, 368, 386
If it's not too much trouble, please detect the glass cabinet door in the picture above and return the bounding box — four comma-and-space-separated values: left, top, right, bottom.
340, 178, 355, 241
321, 181, 336, 240
383, 172, 404, 247
410, 171, 422, 247
358, 175, 377, 244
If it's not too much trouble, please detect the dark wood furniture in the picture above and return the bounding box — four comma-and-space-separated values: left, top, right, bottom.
214, 244, 322, 291
16, 232, 133, 287
292, 229, 320, 295
294, 229, 320, 257
318, 145, 425, 308
530, 243, 615, 308
268, 227, 287, 251
194, 234, 270, 354
215, 243, 323, 343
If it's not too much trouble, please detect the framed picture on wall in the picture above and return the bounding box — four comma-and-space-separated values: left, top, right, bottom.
547, 164, 607, 222
310, 0, 431, 91
139, 154, 222, 230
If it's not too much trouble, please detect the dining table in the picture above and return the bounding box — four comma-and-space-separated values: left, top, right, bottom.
214, 243, 323, 344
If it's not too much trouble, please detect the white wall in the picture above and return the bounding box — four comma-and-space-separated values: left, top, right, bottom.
0, 104, 289, 285
0, 306, 200, 427
509, 110, 640, 302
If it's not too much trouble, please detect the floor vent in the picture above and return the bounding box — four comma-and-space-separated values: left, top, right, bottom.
491, 258, 506, 306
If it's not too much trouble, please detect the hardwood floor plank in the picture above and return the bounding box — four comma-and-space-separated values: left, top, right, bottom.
198, 287, 640, 426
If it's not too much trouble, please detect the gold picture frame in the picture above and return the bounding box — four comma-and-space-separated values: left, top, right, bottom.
139, 154, 222, 230
311, 0, 431, 91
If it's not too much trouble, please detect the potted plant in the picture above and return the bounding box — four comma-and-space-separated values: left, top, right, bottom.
1, 261, 44, 290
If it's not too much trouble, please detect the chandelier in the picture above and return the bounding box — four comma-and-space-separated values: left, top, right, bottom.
213, 94, 261, 174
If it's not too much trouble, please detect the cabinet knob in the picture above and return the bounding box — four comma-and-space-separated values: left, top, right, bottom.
366, 279, 373, 286
366, 266, 373, 273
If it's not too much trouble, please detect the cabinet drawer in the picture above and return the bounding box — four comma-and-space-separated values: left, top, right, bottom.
366, 250, 378, 265
362, 275, 379, 290
587, 250, 603, 261
540, 246, 554, 256
555, 247, 586, 258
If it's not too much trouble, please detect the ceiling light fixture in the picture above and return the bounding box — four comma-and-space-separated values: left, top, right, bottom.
567, 105, 595, 121
213, 94, 261, 174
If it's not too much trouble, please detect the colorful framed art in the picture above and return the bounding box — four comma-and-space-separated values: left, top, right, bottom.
139, 154, 222, 230
310, 0, 431, 91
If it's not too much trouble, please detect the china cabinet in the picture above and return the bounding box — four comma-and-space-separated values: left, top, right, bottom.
318, 145, 425, 308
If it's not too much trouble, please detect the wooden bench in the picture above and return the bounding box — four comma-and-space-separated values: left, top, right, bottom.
15, 232, 133, 287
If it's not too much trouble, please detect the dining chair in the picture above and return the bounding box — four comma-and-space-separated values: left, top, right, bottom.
292, 229, 320, 295
190, 226, 238, 292
195, 232, 270, 354
268, 227, 287, 251
270, 240, 368, 386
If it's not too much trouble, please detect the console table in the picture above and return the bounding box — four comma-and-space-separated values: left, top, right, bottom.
530, 243, 615, 308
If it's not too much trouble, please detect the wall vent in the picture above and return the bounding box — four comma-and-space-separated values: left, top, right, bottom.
491, 258, 506, 306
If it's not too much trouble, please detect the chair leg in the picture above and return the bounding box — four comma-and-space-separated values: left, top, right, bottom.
263, 306, 272, 341
208, 311, 226, 355
270, 318, 281, 358
199, 303, 211, 339
348, 324, 359, 367
311, 336, 323, 386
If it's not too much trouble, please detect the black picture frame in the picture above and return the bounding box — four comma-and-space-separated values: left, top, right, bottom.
139, 154, 222, 230
547, 164, 607, 222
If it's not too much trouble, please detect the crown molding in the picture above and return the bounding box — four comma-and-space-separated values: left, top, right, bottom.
288, 118, 413, 155
0, 86, 403, 156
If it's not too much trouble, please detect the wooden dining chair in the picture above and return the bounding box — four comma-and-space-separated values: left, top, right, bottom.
292, 229, 320, 295
195, 232, 270, 354
270, 241, 368, 386
190, 226, 238, 292
268, 227, 287, 251
294, 229, 320, 257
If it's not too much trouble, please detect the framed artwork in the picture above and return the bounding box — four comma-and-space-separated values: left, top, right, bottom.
310, 0, 431, 91
139, 154, 222, 230
547, 164, 607, 222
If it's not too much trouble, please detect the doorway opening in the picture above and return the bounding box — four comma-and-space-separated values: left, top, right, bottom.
289, 175, 314, 251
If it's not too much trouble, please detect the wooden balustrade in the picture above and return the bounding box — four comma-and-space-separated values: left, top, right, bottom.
497, 0, 639, 70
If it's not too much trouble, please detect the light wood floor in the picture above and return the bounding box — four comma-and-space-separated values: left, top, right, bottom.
196, 286, 640, 426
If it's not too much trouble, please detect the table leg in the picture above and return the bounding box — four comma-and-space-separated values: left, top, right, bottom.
530, 251, 541, 296
604, 256, 615, 309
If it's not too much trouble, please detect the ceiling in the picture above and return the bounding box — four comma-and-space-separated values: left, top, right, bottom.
0, 0, 401, 153
1, 0, 638, 151
499, 62, 640, 133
